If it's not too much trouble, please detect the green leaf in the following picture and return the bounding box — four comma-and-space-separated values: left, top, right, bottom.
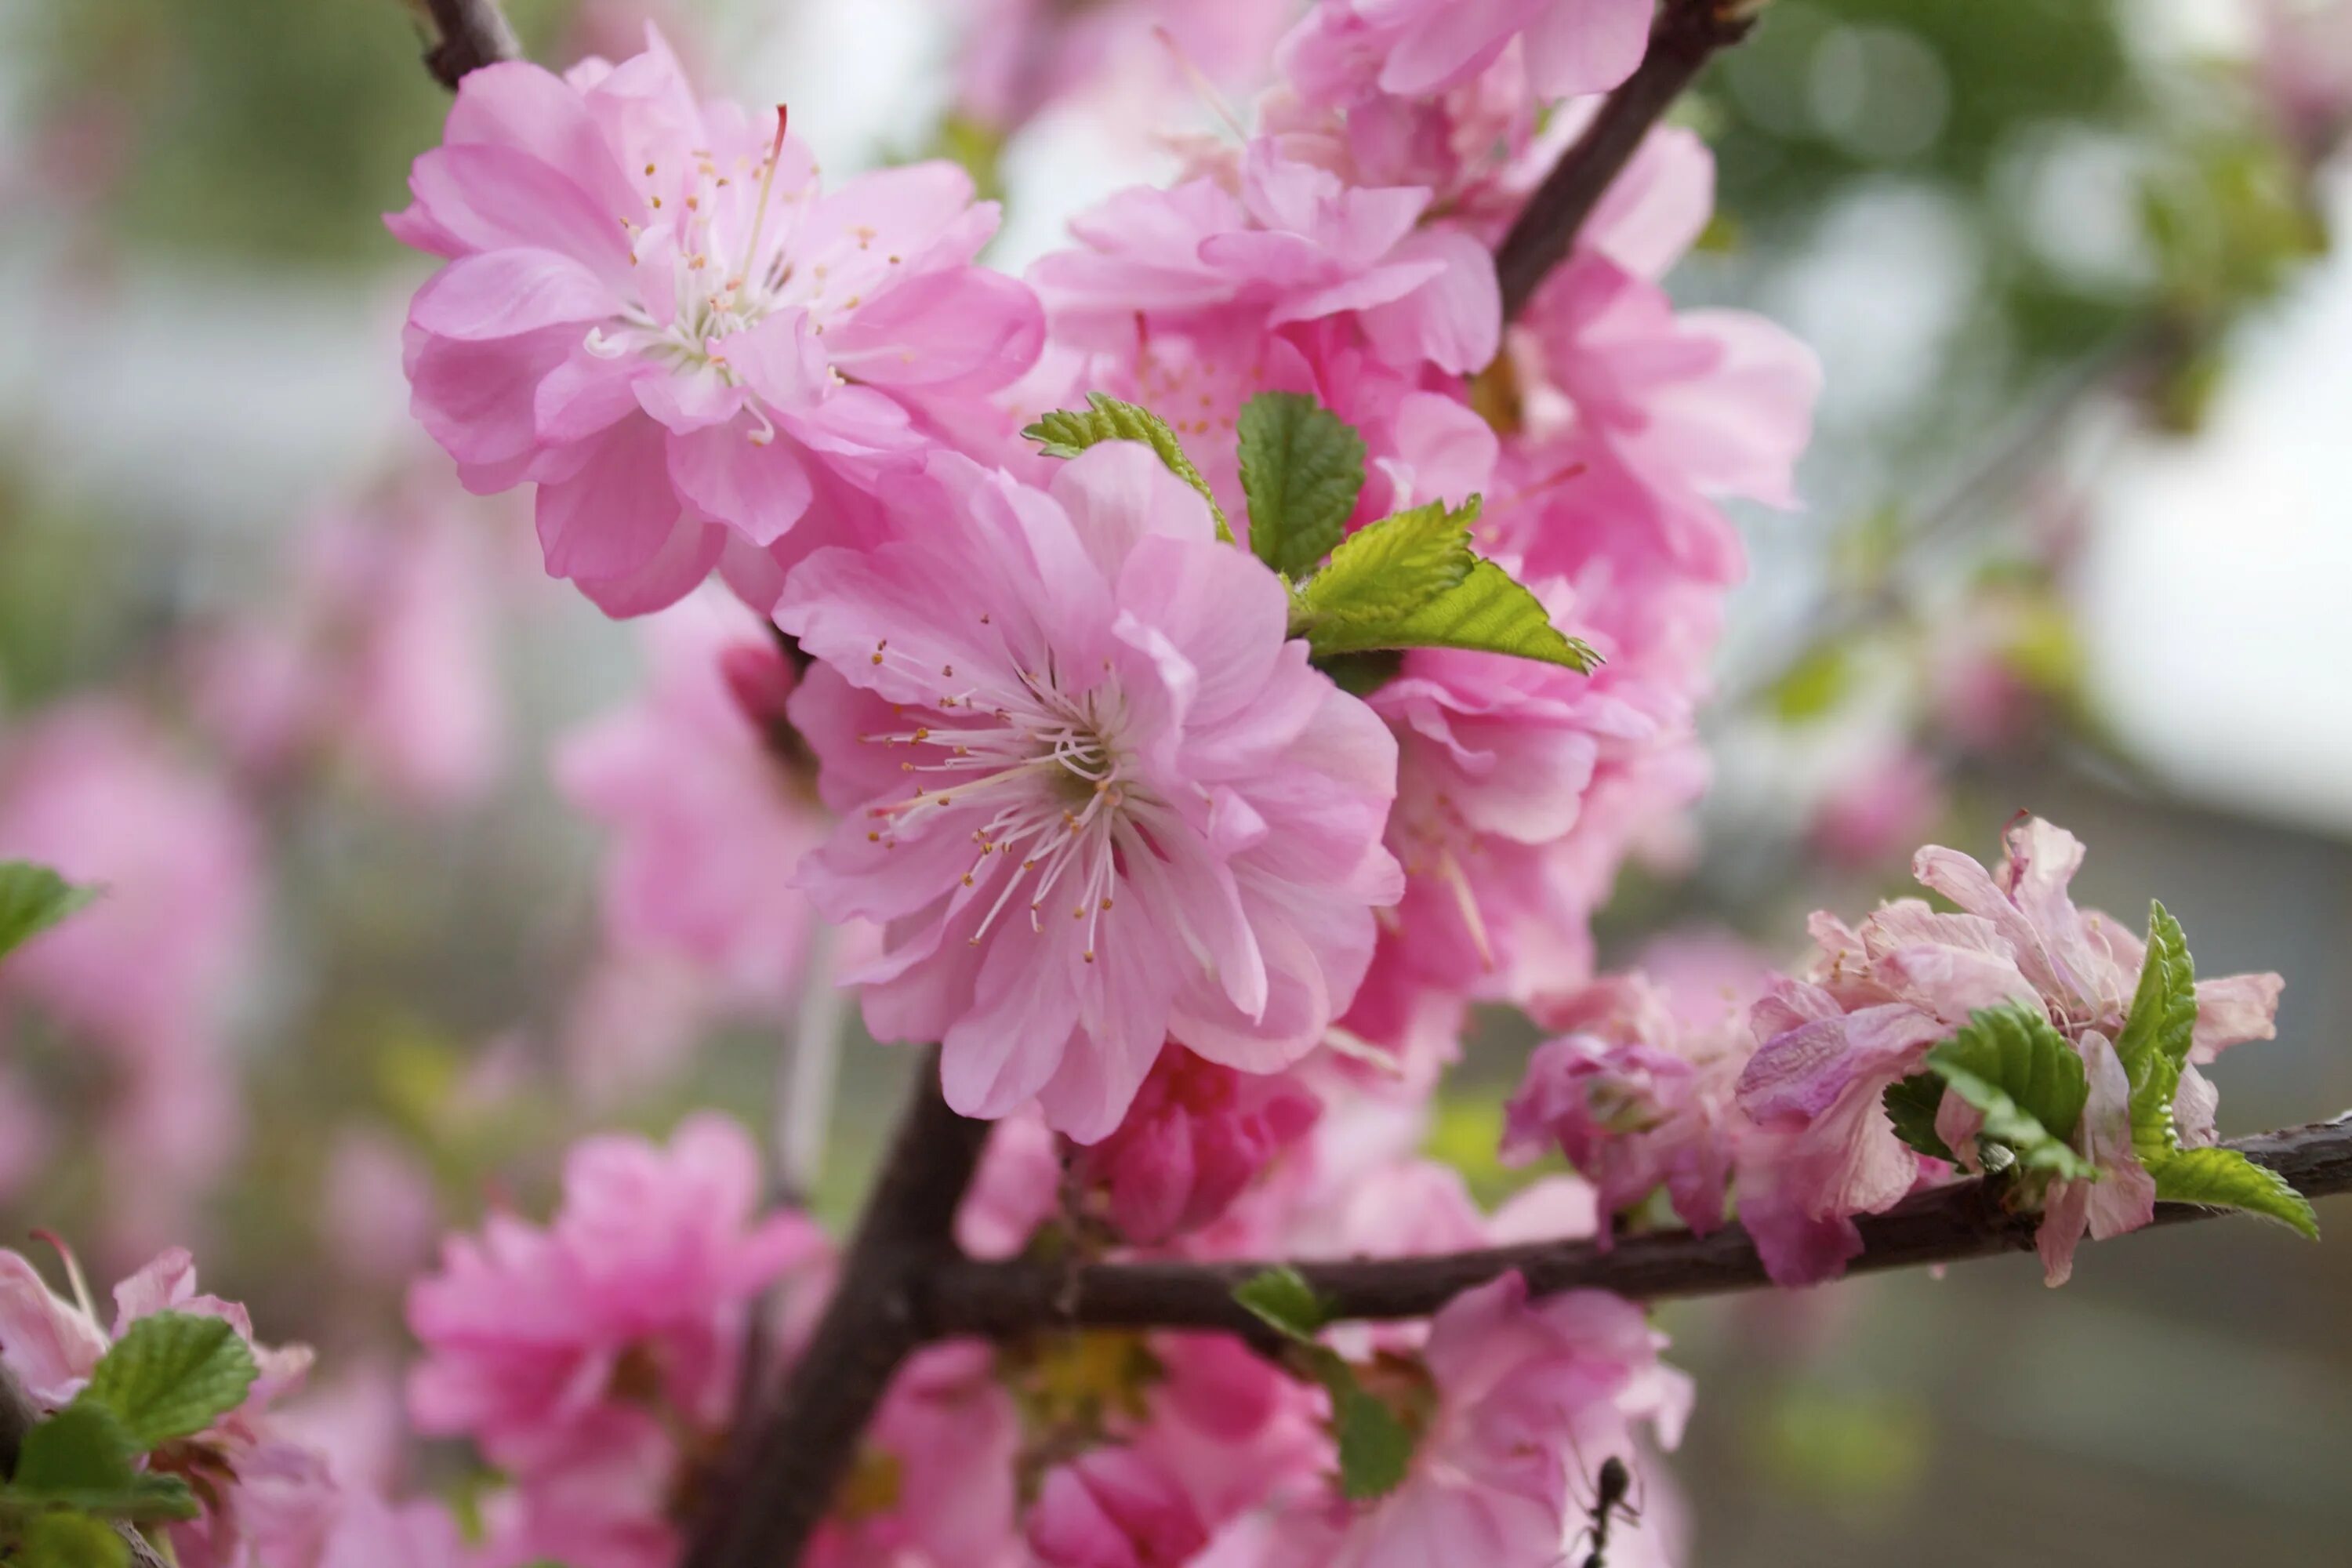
1925, 1006, 2096, 1181
1236, 392, 1366, 577
1292, 500, 1475, 630
1327, 1378, 1415, 1502
1882, 1073, 1956, 1163
0, 861, 98, 962
2113, 902, 2198, 1167
1298, 514, 1598, 673
1020, 394, 1230, 540
11, 1512, 132, 1568
77, 1312, 257, 1450
2, 1405, 200, 1523
2151, 1146, 2319, 1240
1233, 1267, 1329, 1344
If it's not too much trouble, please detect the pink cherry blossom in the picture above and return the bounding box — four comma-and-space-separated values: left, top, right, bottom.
390, 26, 1044, 615
557, 590, 832, 1004
1028, 1446, 1211, 1568
952, 0, 1290, 140
1809, 746, 1946, 869
807, 1342, 1023, 1568
407, 1112, 823, 1472
779, 445, 1402, 1142
1279, 0, 1653, 107
1074, 1044, 1322, 1244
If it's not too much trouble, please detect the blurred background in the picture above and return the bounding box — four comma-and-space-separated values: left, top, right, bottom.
2, 0, 2348, 1562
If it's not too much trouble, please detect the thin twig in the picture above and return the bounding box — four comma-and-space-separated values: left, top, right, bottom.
1495, 0, 1759, 321
419, 0, 521, 90
685, 1052, 994, 1568
924, 1115, 2352, 1339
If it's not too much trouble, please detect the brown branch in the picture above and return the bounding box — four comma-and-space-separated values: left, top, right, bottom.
925, 1115, 2352, 1339
1494, 0, 1759, 321
420, 0, 521, 90
684, 1051, 994, 1568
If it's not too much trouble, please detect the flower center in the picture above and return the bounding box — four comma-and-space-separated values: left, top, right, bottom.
858, 633, 1143, 964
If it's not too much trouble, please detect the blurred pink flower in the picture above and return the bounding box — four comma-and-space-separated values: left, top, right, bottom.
391, 26, 1044, 615
780, 445, 1400, 1142
1027, 1446, 1210, 1568
558, 591, 831, 1005
407, 1113, 823, 1471
1809, 746, 1945, 869
808, 1341, 1023, 1568
1279, 0, 1652, 106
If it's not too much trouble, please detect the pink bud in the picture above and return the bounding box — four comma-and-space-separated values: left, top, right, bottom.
1025, 1449, 1207, 1568
717, 640, 797, 727
1076, 1046, 1318, 1245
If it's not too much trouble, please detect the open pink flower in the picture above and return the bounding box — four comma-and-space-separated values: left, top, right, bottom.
1276, 1273, 1687, 1568
779, 445, 1401, 1141
391, 26, 1043, 615
407, 1113, 822, 1472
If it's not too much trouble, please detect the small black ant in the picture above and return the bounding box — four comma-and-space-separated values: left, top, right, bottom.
1569, 1454, 1640, 1568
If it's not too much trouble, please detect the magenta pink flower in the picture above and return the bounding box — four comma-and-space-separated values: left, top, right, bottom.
407, 1112, 822, 1471
1075, 1045, 1322, 1244
779, 445, 1401, 1141
1028, 1446, 1211, 1568
558, 591, 831, 1004
390, 27, 1044, 615
807, 1342, 1022, 1568
1279, 0, 1653, 107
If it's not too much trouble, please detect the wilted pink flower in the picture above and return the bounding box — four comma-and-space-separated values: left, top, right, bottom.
1279, 0, 1653, 106
558, 590, 830, 1004
1736, 816, 2285, 1284
407, 1113, 823, 1471
1075, 1045, 1321, 1244
390, 27, 1044, 615
1028, 1446, 1210, 1568
779, 445, 1401, 1142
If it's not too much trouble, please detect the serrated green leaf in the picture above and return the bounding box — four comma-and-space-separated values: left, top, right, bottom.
3, 1405, 199, 1523
1236, 392, 1366, 577
2114, 902, 2198, 1167
10, 1511, 132, 1568
1926, 1006, 2096, 1181
1233, 1267, 1328, 1344
77, 1312, 256, 1450
0, 861, 98, 962
1327, 1378, 1416, 1502
2152, 1146, 2319, 1240
1308, 555, 1599, 672
1292, 500, 1475, 630
1882, 1073, 1956, 1163
1020, 394, 1230, 540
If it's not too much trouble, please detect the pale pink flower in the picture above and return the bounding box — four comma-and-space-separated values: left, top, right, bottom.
558, 590, 830, 1004
321, 1129, 442, 1287
1028, 1446, 1211, 1568
391, 27, 1044, 615
779, 445, 1401, 1142
1735, 817, 2285, 1283
407, 1112, 823, 1471
952, 0, 1290, 138
1279, 0, 1653, 107
1074, 1044, 1321, 1244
